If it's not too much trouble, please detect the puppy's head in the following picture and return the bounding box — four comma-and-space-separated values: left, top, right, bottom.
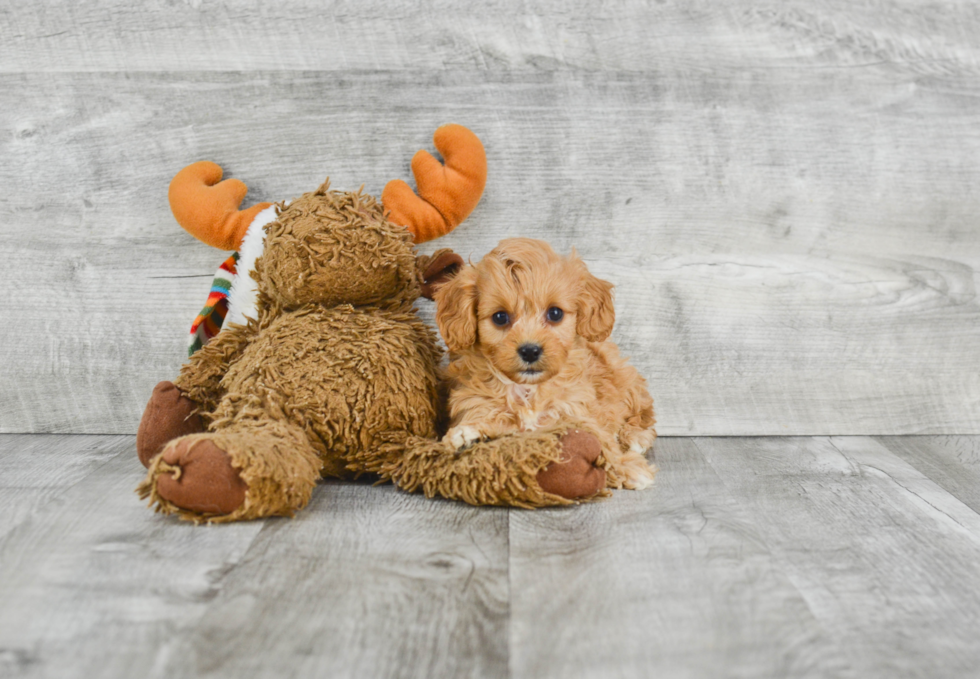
434, 238, 614, 384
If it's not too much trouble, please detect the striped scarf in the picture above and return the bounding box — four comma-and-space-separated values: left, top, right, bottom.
188, 252, 238, 356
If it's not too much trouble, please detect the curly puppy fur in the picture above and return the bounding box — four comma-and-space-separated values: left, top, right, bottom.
435, 238, 657, 490
139, 184, 581, 521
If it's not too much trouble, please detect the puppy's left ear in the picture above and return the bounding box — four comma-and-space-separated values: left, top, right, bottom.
417, 248, 464, 300
573, 252, 615, 342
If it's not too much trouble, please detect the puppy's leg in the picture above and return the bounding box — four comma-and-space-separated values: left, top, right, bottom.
622, 370, 656, 438
612, 364, 657, 488
607, 446, 657, 490
620, 424, 656, 456
595, 426, 656, 491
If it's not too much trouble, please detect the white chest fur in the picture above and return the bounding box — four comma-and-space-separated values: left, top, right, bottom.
506, 383, 557, 431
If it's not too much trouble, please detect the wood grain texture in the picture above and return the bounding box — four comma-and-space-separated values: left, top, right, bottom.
0, 434, 508, 679
694, 436, 980, 679
509, 436, 980, 678
3, 1, 980, 434
508, 436, 850, 679
0, 435, 266, 678
2, 0, 980, 73
877, 435, 980, 513
156, 486, 509, 679
3, 67, 979, 435
0, 434, 129, 543
9, 435, 980, 678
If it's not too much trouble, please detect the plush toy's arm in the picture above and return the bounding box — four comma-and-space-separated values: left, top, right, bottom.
173, 321, 257, 416
358, 424, 607, 508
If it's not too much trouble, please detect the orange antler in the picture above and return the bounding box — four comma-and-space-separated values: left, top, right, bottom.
168, 161, 272, 251
382, 124, 487, 243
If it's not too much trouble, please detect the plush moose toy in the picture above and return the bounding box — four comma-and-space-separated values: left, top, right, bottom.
136, 125, 607, 522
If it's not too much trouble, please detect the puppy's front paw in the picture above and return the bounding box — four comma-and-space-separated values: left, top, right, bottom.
444, 425, 483, 450
623, 464, 656, 490
622, 426, 656, 456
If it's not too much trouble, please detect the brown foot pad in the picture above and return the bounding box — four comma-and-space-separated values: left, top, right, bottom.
156, 439, 247, 515
137, 381, 205, 468
536, 429, 606, 499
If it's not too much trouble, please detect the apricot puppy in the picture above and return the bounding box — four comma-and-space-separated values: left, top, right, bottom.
435, 238, 656, 490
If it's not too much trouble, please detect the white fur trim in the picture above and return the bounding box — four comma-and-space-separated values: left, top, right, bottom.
225, 204, 278, 327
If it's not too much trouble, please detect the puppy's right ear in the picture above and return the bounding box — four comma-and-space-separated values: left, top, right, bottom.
435, 265, 479, 352
571, 251, 616, 342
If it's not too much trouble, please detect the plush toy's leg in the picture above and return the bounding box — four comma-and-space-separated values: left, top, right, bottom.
137, 418, 323, 523
136, 381, 205, 467
368, 425, 607, 508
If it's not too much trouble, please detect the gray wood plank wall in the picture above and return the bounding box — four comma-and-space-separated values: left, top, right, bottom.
2, 1, 979, 435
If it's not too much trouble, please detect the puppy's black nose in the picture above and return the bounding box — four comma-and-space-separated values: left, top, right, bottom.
518, 343, 543, 364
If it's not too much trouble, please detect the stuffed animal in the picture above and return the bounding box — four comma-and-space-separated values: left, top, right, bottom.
136, 125, 607, 522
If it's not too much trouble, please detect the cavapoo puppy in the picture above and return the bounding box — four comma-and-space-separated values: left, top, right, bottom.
434, 237, 657, 490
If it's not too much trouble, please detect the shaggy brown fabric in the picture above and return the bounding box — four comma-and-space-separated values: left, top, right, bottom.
364, 424, 608, 508
136, 381, 204, 467
210, 306, 442, 470
371, 429, 568, 508
174, 322, 256, 418
258, 183, 419, 311
139, 182, 603, 522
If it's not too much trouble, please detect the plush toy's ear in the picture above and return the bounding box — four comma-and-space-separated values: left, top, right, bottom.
168, 161, 273, 251
382, 124, 487, 243
434, 265, 479, 352
418, 249, 464, 300
572, 251, 616, 342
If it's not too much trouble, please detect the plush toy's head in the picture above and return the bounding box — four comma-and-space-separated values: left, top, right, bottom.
257, 182, 419, 310
168, 124, 485, 346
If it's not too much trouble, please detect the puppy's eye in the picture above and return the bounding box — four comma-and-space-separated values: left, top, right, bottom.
547, 306, 564, 323
491, 311, 510, 327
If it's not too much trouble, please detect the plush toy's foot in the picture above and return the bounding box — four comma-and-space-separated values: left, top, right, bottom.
536, 429, 606, 499
136, 381, 205, 467
138, 419, 323, 522
154, 438, 247, 516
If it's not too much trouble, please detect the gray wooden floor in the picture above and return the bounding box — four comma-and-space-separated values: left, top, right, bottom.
2, 434, 979, 679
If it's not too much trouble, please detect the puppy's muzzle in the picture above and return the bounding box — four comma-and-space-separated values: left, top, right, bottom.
517, 343, 543, 364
